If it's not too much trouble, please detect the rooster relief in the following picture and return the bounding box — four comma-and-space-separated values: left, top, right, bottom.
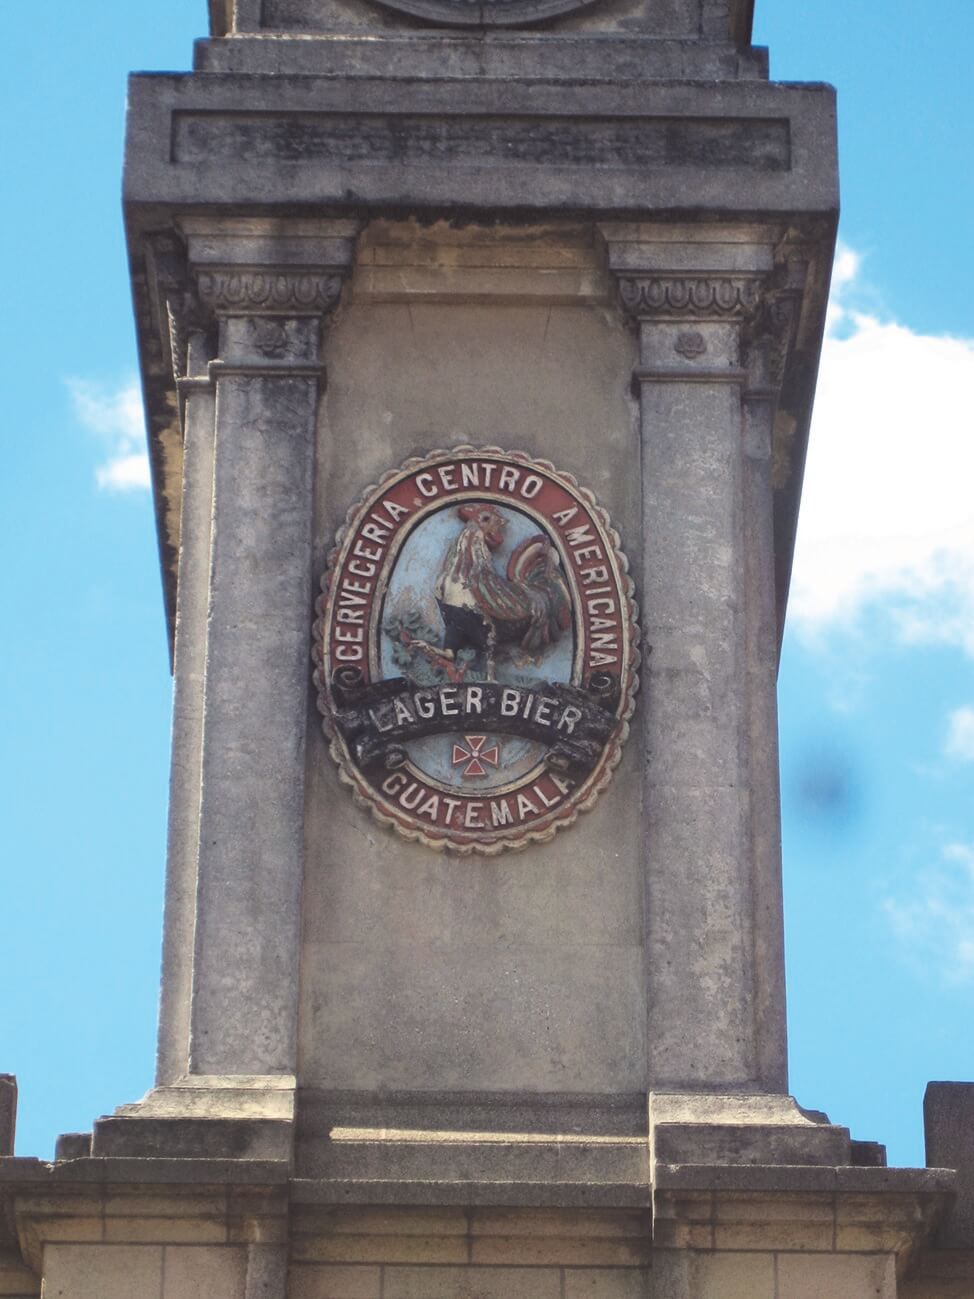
389, 502, 572, 684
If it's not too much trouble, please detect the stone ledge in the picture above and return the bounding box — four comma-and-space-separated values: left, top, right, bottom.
192, 33, 769, 82
648, 1091, 856, 1173
290, 1178, 653, 1208
0, 1157, 289, 1189
91, 1117, 292, 1163
655, 1162, 957, 1195
124, 73, 838, 218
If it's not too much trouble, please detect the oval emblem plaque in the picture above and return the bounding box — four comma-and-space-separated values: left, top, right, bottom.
313, 446, 639, 854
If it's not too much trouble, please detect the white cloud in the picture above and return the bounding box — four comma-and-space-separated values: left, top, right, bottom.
884, 842, 974, 985
69, 377, 150, 492
789, 247, 974, 654
946, 707, 974, 762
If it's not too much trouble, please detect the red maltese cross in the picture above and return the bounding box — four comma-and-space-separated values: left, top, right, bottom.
451, 735, 501, 779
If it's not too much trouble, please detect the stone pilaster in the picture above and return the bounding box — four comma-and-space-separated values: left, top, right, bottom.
178, 219, 358, 1083
156, 305, 217, 1090
600, 225, 788, 1098
97, 221, 358, 1162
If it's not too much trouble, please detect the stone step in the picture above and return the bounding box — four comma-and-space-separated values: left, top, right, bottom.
297, 1131, 649, 1184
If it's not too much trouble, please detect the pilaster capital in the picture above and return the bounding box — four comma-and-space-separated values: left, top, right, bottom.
616, 272, 765, 323
597, 223, 777, 327
179, 216, 361, 321
174, 217, 361, 378
195, 268, 345, 318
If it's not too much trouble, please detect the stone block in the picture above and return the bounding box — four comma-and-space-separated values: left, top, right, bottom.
776, 1252, 897, 1299
292, 1235, 468, 1266
649, 1093, 851, 1170
299, 939, 646, 1094
0, 1249, 37, 1299
712, 1219, 834, 1252
900, 1250, 974, 1299
288, 1265, 382, 1299
31, 1218, 104, 1245
103, 1193, 226, 1219
126, 76, 838, 219
294, 1206, 467, 1238
563, 1268, 651, 1298
470, 1208, 649, 1239
91, 1115, 292, 1162
103, 1216, 227, 1244
691, 1252, 775, 1299
713, 1194, 833, 1224
162, 1246, 247, 1299
304, 1132, 647, 1187
193, 33, 769, 82
41, 1244, 163, 1299
925, 1082, 974, 1246
470, 1232, 650, 1267
53, 1136, 92, 1162
383, 1266, 562, 1299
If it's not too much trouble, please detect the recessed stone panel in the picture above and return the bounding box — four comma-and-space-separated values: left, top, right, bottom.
173, 112, 790, 172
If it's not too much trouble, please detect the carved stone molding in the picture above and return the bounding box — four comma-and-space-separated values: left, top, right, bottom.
165, 289, 211, 382
742, 257, 809, 394
617, 274, 765, 322
196, 270, 344, 317
764, 293, 800, 393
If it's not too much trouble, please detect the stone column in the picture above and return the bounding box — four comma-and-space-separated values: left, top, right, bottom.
176, 218, 358, 1081
600, 225, 787, 1095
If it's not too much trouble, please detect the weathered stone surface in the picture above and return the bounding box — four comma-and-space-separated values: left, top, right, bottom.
165, 1246, 248, 1299
925, 1082, 974, 1247
220, 0, 754, 39
901, 1249, 974, 1299
40, 1245, 164, 1299
0, 1079, 15, 1158
690, 1253, 774, 1299
776, 1253, 897, 1299
126, 76, 836, 217
91, 1117, 292, 1162
298, 230, 647, 1106
650, 1092, 853, 1170
194, 34, 769, 81
54, 1135, 93, 1162
0, 1246, 39, 1298
174, 113, 790, 173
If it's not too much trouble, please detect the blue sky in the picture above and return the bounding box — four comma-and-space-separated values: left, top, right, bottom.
2, 2, 972, 1166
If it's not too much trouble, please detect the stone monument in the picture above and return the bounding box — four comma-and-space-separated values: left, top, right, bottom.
1, 2, 972, 1297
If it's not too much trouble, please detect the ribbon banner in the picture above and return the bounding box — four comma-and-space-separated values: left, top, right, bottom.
331, 670, 621, 773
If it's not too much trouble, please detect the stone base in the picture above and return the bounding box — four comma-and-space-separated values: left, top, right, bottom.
90, 1076, 297, 1163
0, 1084, 963, 1295
0, 1150, 958, 1299
649, 1092, 858, 1170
